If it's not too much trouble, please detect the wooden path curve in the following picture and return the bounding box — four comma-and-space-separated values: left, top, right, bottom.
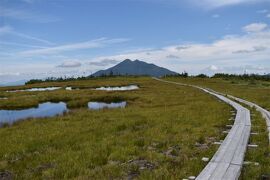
203, 88, 270, 144
227, 95, 270, 144
153, 78, 251, 180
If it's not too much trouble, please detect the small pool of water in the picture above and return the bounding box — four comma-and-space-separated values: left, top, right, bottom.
0, 102, 68, 125
88, 101, 126, 110
7, 87, 61, 92
95, 85, 139, 91
0, 97, 8, 100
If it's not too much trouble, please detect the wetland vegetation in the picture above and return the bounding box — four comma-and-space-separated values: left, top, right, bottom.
0, 77, 231, 179
0, 76, 269, 179
165, 76, 270, 179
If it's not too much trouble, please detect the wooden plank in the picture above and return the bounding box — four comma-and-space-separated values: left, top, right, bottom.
153, 78, 251, 180
196, 95, 250, 179
231, 126, 251, 165
223, 164, 241, 180
210, 125, 241, 163
195, 162, 218, 180
208, 162, 230, 179
221, 125, 246, 164
228, 95, 270, 144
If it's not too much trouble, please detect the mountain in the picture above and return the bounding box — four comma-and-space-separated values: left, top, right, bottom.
92, 59, 178, 77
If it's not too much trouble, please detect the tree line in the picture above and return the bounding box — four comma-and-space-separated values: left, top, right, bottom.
25, 74, 142, 85
166, 73, 270, 81
26, 72, 270, 85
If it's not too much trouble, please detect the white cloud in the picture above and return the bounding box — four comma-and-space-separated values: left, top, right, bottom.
89, 59, 119, 66
191, 0, 270, 9
0, 41, 47, 48
257, 9, 268, 13
209, 65, 219, 71
11, 32, 53, 45
1, 22, 270, 83
200, 65, 270, 75
232, 46, 267, 54
0, 25, 12, 34
242, 23, 268, 32
57, 61, 82, 68
20, 38, 129, 56
0, 6, 59, 23
212, 14, 220, 18
89, 23, 270, 75
0, 25, 53, 45
200, 65, 220, 75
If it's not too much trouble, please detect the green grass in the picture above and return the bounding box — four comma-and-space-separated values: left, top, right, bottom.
164, 77, 270, 110
240, 108, 270, 180
164, 77, 270, 179
0, 77, 231, 179
0, 77, 142, 110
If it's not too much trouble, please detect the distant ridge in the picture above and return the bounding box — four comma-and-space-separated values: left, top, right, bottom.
92, 59, 178, 77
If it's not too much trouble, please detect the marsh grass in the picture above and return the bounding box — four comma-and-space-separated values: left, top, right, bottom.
240, 108, 270, 179
165, 77, 270, 179
0, 77, 142, 110
0, 77, 230, 179
164, 77, 270, 110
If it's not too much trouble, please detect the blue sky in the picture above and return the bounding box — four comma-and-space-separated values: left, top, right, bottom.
0, 0, 270, 84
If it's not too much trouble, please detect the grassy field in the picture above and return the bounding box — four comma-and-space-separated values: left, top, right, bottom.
164, 77, 270, 179
240, 107, 270, 180
0, 77, 231, 179
164, 77, 270, 110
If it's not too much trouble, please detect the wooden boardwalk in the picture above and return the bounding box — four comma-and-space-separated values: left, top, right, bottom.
227, 95, 270, 144
203, 88, 270, 144
195, 89, 251, 180
153, 78, 251, 180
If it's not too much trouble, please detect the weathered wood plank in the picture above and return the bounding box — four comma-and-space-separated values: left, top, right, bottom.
196, 162, 218, 179
231, 126, 251, 165
208, 162, 230, 179
153, 78, 251, 180
228, 95, 270, 144
223, 164, 241, 180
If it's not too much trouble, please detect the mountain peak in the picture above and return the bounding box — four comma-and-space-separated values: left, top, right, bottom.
123, 59, 132, 62
92, 59, 177, 77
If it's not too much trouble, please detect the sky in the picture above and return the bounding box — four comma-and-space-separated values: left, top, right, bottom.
0, 0, 270, 84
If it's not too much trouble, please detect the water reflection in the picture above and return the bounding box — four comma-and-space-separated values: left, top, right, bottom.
95, 85, 139, 91
0, 102, 68, 125
7, 87, 61, 92
88, 101, 126, 110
